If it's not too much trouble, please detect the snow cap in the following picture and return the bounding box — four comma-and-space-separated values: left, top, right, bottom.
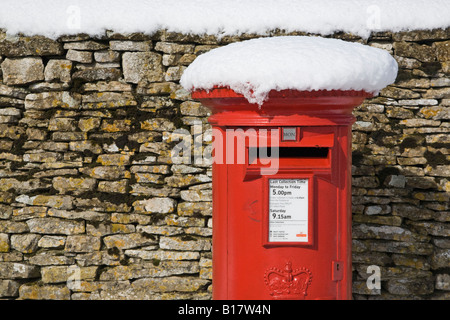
181, 36, 398, 106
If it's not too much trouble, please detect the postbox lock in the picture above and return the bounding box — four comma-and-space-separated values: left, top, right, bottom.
332, 261, 344, 281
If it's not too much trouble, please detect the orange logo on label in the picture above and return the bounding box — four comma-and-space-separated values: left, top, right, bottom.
296, 233, 307, 237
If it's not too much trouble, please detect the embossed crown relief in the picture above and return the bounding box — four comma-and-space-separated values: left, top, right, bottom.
264, 261, 312, 299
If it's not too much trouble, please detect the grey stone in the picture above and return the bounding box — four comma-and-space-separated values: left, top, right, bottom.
19, 283, 71, 300
10, 234, 41, 254
1, 57, 44, 85
63, 41, 107, 51
38, 236, 66, 249
0, 262, 40, 279
435, 274, 450, 291
94, 50, 121, 62
133, 197, 177, 214
65, 235, 101, 253
0, 35, 63, 57
122, 52, 164, 85
52, 176, 97, 195
0, 280, 20, 297
66, 49, 93, 63
386, 278, 434, 295
25, 91, 81, 110
44, 59, 72, 82
110, 40, 152, 51
132, 276, 209, 292
26, 218, 85, 235
72, 68, 121, 82
103, 233, 158, 250
159, 236, 211, 251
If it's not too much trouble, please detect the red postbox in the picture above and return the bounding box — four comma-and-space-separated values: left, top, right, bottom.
191, 88, 372, 300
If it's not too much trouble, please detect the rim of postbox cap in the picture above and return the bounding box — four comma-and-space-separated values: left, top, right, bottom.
180, 36, 398, 107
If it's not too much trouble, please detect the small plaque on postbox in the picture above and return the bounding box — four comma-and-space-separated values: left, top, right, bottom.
282, 127, 296, 141
268, 178, 309, 243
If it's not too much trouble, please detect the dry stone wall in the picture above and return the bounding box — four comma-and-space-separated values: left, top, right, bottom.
0, 28, 448, 300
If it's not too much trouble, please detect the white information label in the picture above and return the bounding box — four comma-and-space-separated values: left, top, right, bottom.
269, 179, 309, 242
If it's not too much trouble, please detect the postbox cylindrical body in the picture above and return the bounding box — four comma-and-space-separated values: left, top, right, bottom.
192, 88, 372, 300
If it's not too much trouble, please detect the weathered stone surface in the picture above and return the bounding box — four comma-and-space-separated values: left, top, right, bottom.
98, 180, 128, 193
177, 202, 212, 216
392, 204, 435, 220
352, 224, 427, 242
435, 274, 450, 291
159, 236, 211, 251
103, 233, 158, 250
393, 42, 436, 62
433, 40, 450, 62
0, 262, 40, 279
122, 52, 164, 84
10, 234, 41, 254
132, 276, 209, 292
26, 218, 85, 235
0, 36, 63, 56
69, 140, 103, 154
1, 57, 44, 85
25, 91, 81, 110
125, 249, 198, 260
38, 236, 66, 249
0, 280, 20, 297
132, 197, 177, 214
52, 176, 97, 195
72, 68, 121, 82
386, 278, 434, 296
0, 233, 10, 252
94, 50, 121, 62
110, 40, 152, 51
16, 195, 73, 210
41, 265, 98, 283
82, 92, 137, 109
63, 41, 108, 51
19, 283, 70, 300
44, 59, 72, 82
65, 235, 101, 253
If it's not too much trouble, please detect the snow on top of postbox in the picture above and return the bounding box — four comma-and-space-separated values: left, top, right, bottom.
180, 36, 398, 106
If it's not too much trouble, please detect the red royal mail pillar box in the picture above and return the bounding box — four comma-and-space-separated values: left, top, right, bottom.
191, 88, 373, 300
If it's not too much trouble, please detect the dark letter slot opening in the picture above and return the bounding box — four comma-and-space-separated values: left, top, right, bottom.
248, 147, 330, 168
249, 147, 328, 160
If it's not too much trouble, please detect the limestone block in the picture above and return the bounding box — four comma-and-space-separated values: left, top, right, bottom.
19, 284, 70, 300
10, 234, 41, 253
1, 57, 44, 85
44, 59, 72, 82
52, 176, 97, 195
0, 280, 20, 298
122, 52, 164, 84
103, 233, 158, 250
0, 35, 63, 57
65, 235, 101, 253
110, 40, 152, 51
0, 233, 10, 252
0, 262, 40, 279
132, 197, 176, 214
94, 50, 121, 62
26, 217, 85, 235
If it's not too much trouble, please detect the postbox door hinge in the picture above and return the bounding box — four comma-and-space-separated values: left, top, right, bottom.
332, 261, 343, 281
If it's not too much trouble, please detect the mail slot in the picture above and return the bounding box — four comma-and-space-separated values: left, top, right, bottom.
191, 88, 372, 300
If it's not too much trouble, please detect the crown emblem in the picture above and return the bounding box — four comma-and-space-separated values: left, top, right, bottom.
264, 261, 312, 299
